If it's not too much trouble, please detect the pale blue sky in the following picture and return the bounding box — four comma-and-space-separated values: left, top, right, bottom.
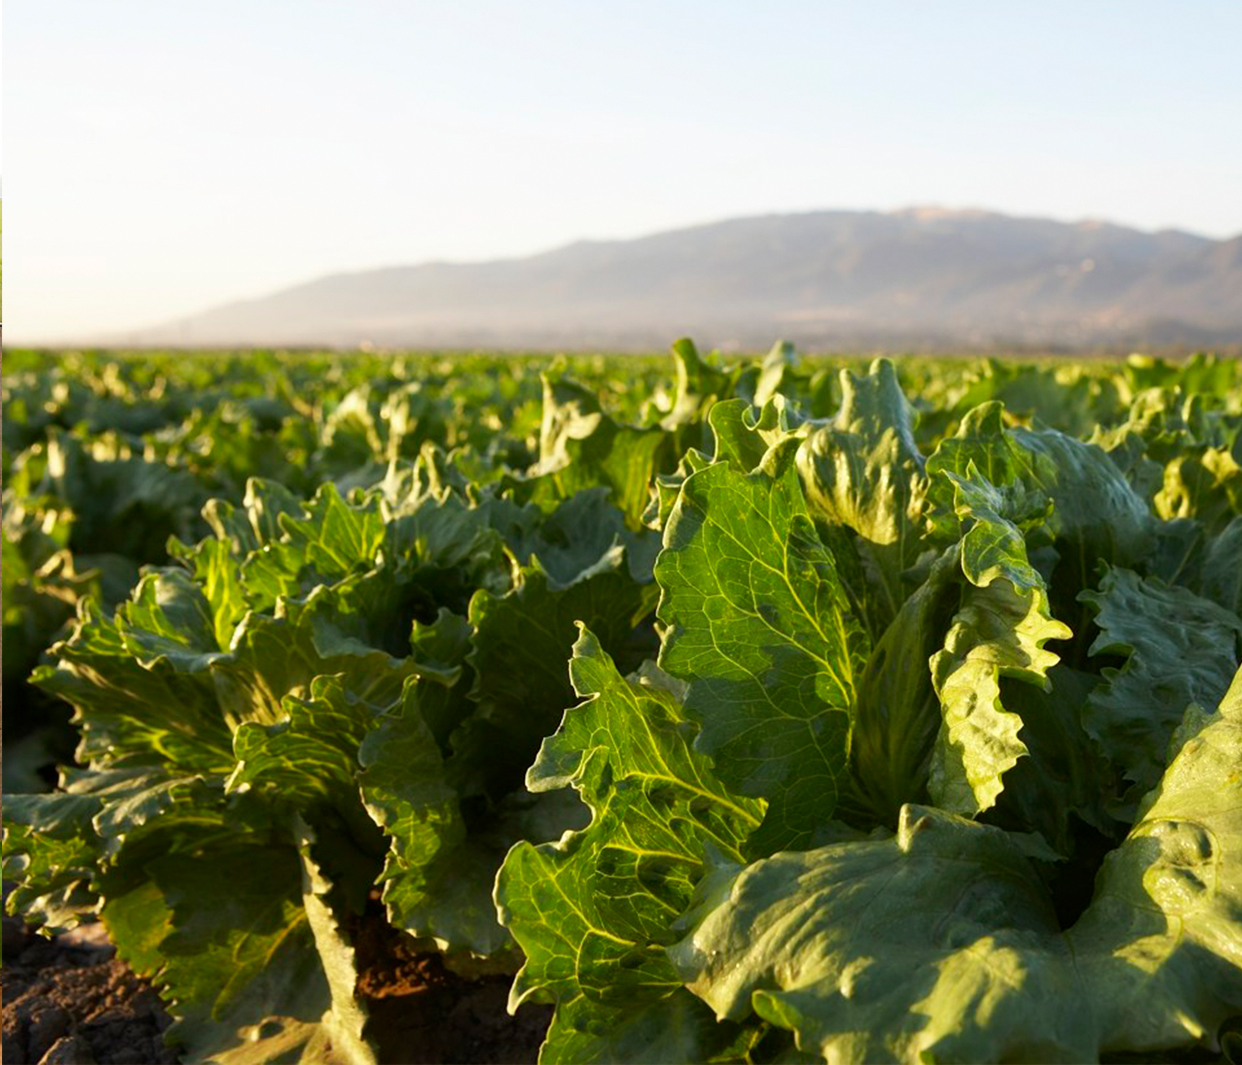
7, 1, 1242, 342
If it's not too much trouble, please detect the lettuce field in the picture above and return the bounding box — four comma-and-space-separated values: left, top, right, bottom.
3, 344, 1242, 1065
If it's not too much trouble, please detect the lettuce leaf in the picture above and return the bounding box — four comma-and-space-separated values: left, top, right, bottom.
656, 453, 867, 854
928, 469, 1072, 816
1080, 566, 1242, 806
496, 627, 765, 1062
672, 665, 1242, 1063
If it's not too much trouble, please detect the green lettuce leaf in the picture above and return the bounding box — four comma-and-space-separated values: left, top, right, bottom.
848, 546, 959, 824
6, 766, 373, 1062
496, 627, 764, 1062
656, 454, 867, 853
708, 398, 807, 476
531, 372, 668, 527
33, 573, 234, 773
1080, 566, 1242, 803
673, 670, 1242, 1062
797, 359, 928, 635
238, 482, 386, 612
661, 338, 736, 431
458, 542, 658, 799
747, 340, 801, 411
1155, 444, 1242, 535
983, 663, 1118, 854
1201, 515, 1242, 616
104, 826, 375, 1065
228, 674, 389, 847
928, 470, 1072, 816
356, 678, 473, 950
2, 790, 106, 932
926, 402, 1153, 575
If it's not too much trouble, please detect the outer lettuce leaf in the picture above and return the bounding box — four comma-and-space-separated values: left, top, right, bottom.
656, 454, 868, 853
222, 477, 305, 548
1137, 512, 1242, 625
228, 674, 389, 846
928, 470, 1072, 816
984, 663, 1117, 852
103, 828, 374, 1065
314, 385, 385, 476
535, 993, 791, 1065
672, 806, 1071, 1063
644, 448, 714, 532
459, 553, 658, 799
532, 372, 668, 527
383, 787, 589, 959
377, 381, 452, 464
661, 337, 736, 431
166, 536, 249, 651
1009, 422, 1154, 567
5, 767, 373, 1063
33, 573, 234, 773
496, 628, 765, 1063
398, 607, 474, 750
381, 489, 512, 606
457, 471, 663, 800
71, 767, 232, 866
1201, 514, 1242, 616
1155, 444, 1242, 535
656, 336, 768, 469
926, 402, 1153, 572
1090, 421, 1166, 505
2, 790, 107, 932
208, 578, 419, 726
709, 398, 807, 476
4, 760, 268, 933
1080, 566, 1242, 802
497, 486, 661, 590
746, 340, 801, 410
238, 482, 386, 611
642, 395, 805, 534
673, 670, 1242, 1062
356, 679, 473, 951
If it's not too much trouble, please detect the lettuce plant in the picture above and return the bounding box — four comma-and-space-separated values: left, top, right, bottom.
3, 466, 659, 1062
497, 361, 1242, 1064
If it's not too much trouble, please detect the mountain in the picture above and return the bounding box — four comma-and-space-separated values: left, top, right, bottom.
130, 208, 1242, 350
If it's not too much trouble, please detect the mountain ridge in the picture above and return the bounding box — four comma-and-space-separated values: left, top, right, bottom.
126, 208, 1242, 350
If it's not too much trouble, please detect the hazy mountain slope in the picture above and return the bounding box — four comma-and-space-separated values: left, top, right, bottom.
132, 209, 1242, 349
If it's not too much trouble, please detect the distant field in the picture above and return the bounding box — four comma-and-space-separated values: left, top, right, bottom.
3, 344, 1241, 1065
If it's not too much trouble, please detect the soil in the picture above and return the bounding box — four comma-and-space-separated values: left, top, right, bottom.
353, 914, 552, 1065
1, 913, 552, 1065
1, 917, 175, 1065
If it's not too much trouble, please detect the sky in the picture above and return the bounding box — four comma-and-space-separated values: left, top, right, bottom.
7, 0, 1242, 343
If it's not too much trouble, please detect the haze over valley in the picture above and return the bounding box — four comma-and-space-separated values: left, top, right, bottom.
129, 208, 1242, 351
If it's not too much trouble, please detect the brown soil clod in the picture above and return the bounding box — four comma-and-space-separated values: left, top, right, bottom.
1, 915, 176, 1065
3, 911, 552, 1064
351, 908, 551, 1064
